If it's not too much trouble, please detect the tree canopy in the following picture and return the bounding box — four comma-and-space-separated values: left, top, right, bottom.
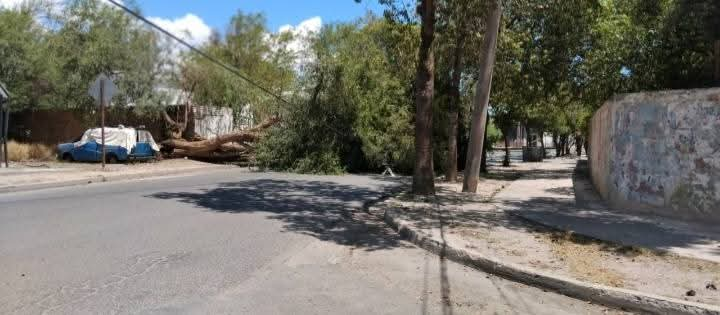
1, 0, 718, 177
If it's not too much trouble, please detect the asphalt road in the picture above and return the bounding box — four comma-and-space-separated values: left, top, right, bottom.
0, 170, 622, 314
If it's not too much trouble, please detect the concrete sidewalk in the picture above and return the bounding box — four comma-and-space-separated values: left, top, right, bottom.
498, 157, 720, 264
379, 157, 720, 312
0, 159, 230, 193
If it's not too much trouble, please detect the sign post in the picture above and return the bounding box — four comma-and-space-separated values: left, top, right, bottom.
0, 82, 9, 168
100, 79, 106, 169
2, 104, 7, 168
715, 40, 720, 84
89, 74, 117, 170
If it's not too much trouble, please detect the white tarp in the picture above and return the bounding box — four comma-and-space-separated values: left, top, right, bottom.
137, 130, 161, 152
77, 127, 160, 152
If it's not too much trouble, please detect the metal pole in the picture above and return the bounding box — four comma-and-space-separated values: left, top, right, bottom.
715, 40, 720, 85
2, 107, 8, 168
100, 79, 106, 169
0, 109, 5, 168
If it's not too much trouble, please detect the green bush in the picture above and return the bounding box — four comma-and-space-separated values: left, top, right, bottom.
292, 151, 345, 175
256, 20, 417, 175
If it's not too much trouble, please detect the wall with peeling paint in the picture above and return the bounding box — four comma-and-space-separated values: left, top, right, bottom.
589, 88, 720, 223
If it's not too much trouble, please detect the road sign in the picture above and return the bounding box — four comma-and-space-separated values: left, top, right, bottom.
0, 82, 8, 104
88, 73, 117, 106
0, 82, 8, 168
88, 74, 116, 169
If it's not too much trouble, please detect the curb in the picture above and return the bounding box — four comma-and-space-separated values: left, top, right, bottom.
0, 166, 231, 194
381, 206, 720, 315
361, 186, 407, 212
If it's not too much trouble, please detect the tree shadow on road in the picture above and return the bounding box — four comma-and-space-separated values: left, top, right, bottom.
147, 177, 413, 252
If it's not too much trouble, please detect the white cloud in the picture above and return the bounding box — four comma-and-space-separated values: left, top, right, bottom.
278, 16, 322, 54
0, 0, 24, 7
101, 0, 123, 6
1, 0, 122, 19
0, 0, 121, 9
278, 16, 322, 35
148, 13, 211, 47
276, 17, 322, 69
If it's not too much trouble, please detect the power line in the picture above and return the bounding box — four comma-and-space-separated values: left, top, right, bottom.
105, 0, 292, 106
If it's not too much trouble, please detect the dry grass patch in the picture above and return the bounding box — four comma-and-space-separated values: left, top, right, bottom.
544, 231, 628, 288
672, 254, 720, 279
7, 141, 56, 161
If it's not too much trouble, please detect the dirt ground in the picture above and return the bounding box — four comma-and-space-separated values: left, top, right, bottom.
1, 158, 228, 189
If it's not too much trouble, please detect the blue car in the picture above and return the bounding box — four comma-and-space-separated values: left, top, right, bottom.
58, 127, 159, 163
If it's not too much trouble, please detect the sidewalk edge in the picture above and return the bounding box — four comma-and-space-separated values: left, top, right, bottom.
381, 205, 720, 315
0, 165, 231, 194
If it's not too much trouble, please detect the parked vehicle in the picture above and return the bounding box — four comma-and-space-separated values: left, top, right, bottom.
57, 126, 160, 163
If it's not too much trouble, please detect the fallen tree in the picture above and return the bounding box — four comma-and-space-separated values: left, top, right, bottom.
160, 116, 279, 160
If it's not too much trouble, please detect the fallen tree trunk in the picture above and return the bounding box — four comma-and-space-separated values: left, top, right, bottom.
169, 149, 252, 160
161, 116, 279, 158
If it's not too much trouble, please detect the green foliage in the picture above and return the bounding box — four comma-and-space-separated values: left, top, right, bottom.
292, 151, 345, 175
257, 18, 418, 174
3, 0, 718, 174
487, 0, 719, 140
0, 7, 53, 110
50, 0, 164, 110
0, 0, 164, 112
486, 119, 502, 148
181, 11, 296, 120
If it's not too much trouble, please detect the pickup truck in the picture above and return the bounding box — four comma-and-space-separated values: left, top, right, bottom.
57, 127, 159, 163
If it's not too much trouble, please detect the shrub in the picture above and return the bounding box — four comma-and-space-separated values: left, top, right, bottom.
7, 141, 30, 161
29, 143, 56, 160
7, 140, 56, 161
256, 126, 347, 175
292, 151, 345, 175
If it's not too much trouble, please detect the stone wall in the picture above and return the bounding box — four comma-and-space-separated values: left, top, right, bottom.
589, 88, 720, 223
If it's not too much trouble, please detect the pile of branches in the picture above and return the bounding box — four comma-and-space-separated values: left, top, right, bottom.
158, 93, 278, 161
161, 116, 278, 160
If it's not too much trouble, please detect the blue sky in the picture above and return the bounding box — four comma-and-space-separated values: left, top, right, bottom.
138, 1, 384, 33
0, 0, 385, 48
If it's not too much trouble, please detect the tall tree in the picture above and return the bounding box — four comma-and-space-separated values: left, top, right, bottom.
412, 0, 436, 195
48, 0, 164, 111
463, 0, 502, 193
182, 11, 296, 122
444, 32, 464, 182
435, 0, 482, 182
0, 5, 53, 111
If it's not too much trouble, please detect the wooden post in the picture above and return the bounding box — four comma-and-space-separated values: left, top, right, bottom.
100, 78, 106, 169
